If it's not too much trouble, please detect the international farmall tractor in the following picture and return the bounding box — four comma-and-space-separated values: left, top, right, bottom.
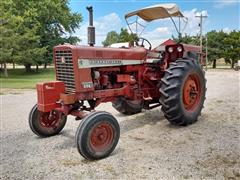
29, 4, 206, 160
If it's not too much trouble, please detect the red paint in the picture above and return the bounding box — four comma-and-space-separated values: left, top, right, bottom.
38, 110, 61, 128
89, 122, 114, 152
182, 74, 201, 111
182, 44, 200, 52
37, 42, 204, 115
153, 39, 176, 51
37, 81, 65, 112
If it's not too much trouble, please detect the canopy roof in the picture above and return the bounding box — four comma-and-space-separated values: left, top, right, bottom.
125, 3, 184, 21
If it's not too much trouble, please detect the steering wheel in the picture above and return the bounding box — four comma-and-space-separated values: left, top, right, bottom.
135, 37, 152, 50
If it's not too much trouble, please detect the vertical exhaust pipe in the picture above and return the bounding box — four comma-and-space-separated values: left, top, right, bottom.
86, 6, 95, 46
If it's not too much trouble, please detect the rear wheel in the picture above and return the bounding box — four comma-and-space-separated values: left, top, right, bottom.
29, 104, 67, 137
159, 59, 206, 126
75, 111, 120, 160
112, 97, 142, 115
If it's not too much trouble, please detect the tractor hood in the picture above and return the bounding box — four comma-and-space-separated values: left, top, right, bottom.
54, 44, 147, 60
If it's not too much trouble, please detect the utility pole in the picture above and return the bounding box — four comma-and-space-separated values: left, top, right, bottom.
205, 35, 208, 71
195, 13, 208, 70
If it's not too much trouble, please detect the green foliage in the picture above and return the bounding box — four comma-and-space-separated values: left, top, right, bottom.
0, 0, 18, 64
118, 28, 138, 42
31, 0, 82, 66
102, 31, 119, 47
102, 28, 138, 47
206, 30, 227, 62
174, 30, 239, 68
173, 34, 200, 45
223, 31, 240, 67
0, 0, 82, 73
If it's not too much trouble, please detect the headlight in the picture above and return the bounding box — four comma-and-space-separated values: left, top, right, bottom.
177, 46, 183, 52
168, 47, 174, 53
93, 71, 100, 79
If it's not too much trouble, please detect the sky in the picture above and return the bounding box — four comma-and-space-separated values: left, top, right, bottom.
69, 0, 240, 47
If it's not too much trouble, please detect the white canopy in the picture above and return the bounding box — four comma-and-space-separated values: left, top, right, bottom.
125, 3, 184, 21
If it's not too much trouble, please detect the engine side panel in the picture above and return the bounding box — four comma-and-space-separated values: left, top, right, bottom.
54, 45, 147, 94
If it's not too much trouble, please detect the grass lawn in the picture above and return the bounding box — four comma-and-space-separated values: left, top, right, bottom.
1, 68, 55, 89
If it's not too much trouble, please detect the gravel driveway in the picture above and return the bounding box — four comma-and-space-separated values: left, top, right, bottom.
1, 69, 240, 179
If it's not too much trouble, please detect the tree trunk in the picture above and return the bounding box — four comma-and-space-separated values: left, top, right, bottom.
13, 62, 15, 69
25, 64, 32, 73
231, 59, 235, 69
3, 62, 8, 78
44, 63, 47, 69
36, 65, 39, 72
212, 59, 216, 68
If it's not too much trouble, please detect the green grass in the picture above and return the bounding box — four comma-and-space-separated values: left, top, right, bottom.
0, 68, 55, 89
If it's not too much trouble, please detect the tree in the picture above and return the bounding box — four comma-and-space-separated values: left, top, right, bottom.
175, 31, 228, 68
102, 31, 119, 47
33, 0, 82, 68
1, 0, 82, 73
223, 31, 240, 68
174, 30, 240, 68
206, 30, 228, 68
173, 34, 200, 45
102, 28, 138, 47
118, 28, 130, 42
119, 28, 138, 43
11, 1, 47, 72
14, 25, 47, 72
0, 0, 21, 77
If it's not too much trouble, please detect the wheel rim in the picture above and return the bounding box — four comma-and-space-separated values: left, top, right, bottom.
182, 74, 201, 111
90, 122, 114, 152
39, 111, 61, 129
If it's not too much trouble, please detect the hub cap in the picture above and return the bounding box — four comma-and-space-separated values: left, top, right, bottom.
39, 111, 60, 129
182, 74, 201, 111
90, 122, 114, 151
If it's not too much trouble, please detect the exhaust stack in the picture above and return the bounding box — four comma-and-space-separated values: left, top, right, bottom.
86, 6, 95, 46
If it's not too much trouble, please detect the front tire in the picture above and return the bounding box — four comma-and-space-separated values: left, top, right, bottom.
159, 59, 206, 126
75, 111, 120, 160
29, 104, 67, 137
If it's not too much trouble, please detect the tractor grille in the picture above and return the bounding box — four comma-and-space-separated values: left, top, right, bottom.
55, 50, 75, 92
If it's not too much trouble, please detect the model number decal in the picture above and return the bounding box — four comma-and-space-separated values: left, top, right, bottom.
78, 59, 143, 68
82, 82, 93, 88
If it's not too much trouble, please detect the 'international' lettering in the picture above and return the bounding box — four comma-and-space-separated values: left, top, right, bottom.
89, 60, 122, 65
78, 59, 144, 68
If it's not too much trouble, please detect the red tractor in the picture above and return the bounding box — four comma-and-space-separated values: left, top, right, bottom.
29, 4, 206, 160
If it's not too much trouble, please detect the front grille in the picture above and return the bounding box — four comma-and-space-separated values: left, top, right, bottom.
55, 50, 75, 92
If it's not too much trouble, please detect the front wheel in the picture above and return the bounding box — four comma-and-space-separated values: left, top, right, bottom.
29, 104, 67, 137
159, 59, 206, 126
75, 111, 120, 160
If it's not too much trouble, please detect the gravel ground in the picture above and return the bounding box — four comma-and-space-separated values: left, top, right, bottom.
1, 69, 240, 180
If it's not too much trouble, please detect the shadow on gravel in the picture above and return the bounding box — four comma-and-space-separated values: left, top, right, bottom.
119, 109, 166, 134
56, 130, 76, 149
57, 109, 167, 150
57, 109, 208, 154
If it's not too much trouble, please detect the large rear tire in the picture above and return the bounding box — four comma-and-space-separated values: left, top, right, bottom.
159, 59, 206, 126
29, 104, 67, 137
75, 111, 120, 160
112, 97, 142, 115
